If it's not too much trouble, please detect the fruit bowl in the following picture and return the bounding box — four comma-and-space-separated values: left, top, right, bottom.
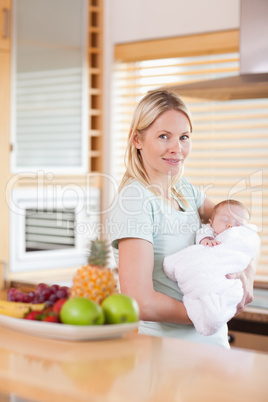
0, 313, 139, 341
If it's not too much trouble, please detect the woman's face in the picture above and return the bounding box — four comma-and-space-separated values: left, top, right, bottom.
133, 109, 192, 183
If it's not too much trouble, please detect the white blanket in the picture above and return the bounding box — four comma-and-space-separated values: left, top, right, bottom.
163, 225, 260, 336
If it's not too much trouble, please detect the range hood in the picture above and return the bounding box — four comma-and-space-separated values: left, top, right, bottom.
164, 0, 268, 100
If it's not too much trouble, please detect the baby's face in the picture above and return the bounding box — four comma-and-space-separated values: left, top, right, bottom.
210, 204, 249, 235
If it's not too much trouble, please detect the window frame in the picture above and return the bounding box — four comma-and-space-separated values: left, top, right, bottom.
113, 30, 268, 282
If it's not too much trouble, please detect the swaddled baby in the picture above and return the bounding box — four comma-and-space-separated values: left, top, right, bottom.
163, 200, 260, 336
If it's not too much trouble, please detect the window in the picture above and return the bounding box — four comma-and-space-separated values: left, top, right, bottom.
112, 33, 268, 279
11, 0, 88, 173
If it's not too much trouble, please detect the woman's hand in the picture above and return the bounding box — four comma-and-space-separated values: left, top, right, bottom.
226, 258, 256, 315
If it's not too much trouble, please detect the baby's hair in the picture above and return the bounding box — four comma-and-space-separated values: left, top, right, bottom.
211, 199, 250, 221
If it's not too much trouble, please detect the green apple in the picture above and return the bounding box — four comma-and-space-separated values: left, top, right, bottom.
101, 294, 139, 324
60, 297, 105, 325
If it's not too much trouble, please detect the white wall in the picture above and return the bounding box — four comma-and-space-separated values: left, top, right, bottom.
102, 0, 240, 207
110, 0, 240, 44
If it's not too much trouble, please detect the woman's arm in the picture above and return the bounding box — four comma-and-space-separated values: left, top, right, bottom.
118, 237, 192, 325
198, 197, 215, 223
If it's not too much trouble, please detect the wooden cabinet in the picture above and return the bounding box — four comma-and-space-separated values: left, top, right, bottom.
0, 0, 11, 289
88, 0, 103, 173
0, 0, 11, 50
0, 1, 104, 288
229, 330, 268, 353
228, 310, 268, 353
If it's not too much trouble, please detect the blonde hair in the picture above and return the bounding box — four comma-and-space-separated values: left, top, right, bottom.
118, 90, 193, 207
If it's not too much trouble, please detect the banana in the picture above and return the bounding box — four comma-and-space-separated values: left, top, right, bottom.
0, 300, 45, 319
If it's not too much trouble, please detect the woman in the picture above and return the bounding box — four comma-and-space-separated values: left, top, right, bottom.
109, 90, 255, 348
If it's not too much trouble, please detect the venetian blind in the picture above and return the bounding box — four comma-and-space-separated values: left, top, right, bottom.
16, 68, 84, 169
12, 0, 88, 173
25, 209, 75, 252
112, 53, 268, 278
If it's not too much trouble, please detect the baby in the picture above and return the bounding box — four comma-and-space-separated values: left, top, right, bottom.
196, 199, 250, 247
163, 200, 260, 336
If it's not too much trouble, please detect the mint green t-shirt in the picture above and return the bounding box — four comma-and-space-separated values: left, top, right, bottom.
109, 177, 229, 348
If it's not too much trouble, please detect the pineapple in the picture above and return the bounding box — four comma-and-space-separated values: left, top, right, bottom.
70, 239, 118, 304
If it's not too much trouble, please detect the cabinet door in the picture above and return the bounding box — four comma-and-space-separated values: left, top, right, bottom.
0, 0, 11, 51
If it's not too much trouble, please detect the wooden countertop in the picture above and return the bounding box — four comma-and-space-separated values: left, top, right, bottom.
0, 326, 267, 401
237, 305, 268, 323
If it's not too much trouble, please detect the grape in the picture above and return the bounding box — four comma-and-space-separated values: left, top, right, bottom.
7, 288, 19, 301
50, 284, 60, 293
35, 283, 48, 295
15, 291, 25, 302
41, 287, 53, 300
56, 288, 68, 299
28, 291, 35, 302
32, 295, 42, 304
61, 286, 70, 297
38, 294, 46, 303
6, 282, 70, 306
22, 294, 31, 303
48, 293, 57, 303
7, 287, 17, 296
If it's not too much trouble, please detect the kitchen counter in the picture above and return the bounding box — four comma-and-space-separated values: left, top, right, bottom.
238, 307, 268, 323
227, 286, 268, 352
0, 326, 267, 401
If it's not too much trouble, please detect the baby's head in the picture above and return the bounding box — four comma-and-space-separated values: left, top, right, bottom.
209, 200, 250, 235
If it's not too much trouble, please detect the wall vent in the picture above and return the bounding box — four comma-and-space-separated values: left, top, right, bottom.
10, 187, 100, 272
25, 209, 75, 252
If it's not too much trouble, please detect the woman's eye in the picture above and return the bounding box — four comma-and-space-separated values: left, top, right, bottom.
180, 135, 189, 140
159, 134, 168, 139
